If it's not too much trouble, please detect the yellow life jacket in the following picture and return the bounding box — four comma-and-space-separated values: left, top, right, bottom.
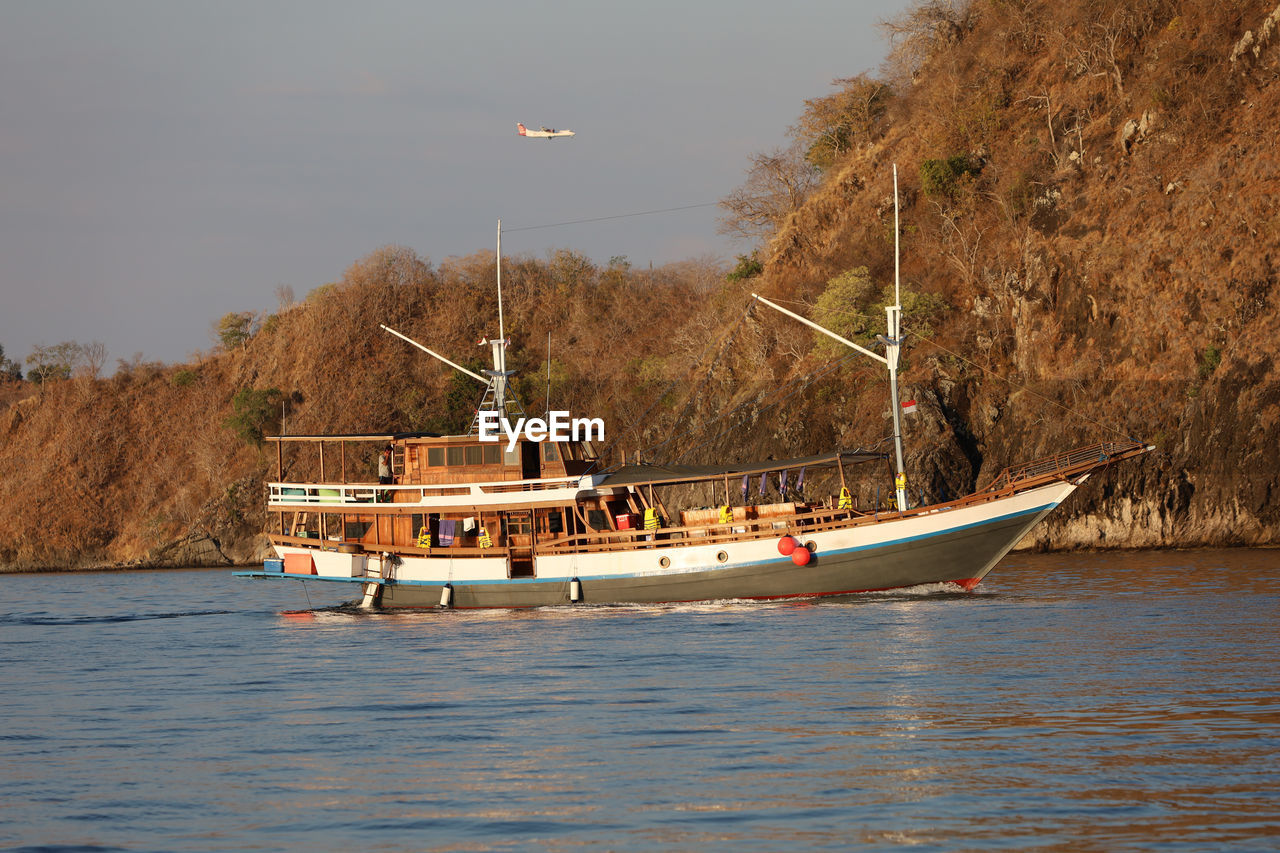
838, 487, 853, 509
895, 472, 907, 491
416, 526, 431, 548
643, 508, 660, 530
478, 527, 493, 548
718, 505, 732, 524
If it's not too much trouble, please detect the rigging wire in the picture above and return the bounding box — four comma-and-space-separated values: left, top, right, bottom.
593, 297, 760, 470
759, 295, 1136, 440
501, 201, 1136, 448
901, 330, 1137, 440
669, 349, 877, 465
502, 201, 724, 234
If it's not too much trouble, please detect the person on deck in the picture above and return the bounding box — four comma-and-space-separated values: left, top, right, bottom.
378, 445, 393, 485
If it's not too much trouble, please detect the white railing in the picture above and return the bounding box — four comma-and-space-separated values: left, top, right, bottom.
267, 475, 588, 507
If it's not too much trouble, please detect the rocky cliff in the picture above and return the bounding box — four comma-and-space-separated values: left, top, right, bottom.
2, 0, 1278, 570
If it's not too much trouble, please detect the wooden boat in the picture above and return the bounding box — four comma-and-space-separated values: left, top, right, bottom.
235, 435, 1148, 609
235, 173, 1152, 608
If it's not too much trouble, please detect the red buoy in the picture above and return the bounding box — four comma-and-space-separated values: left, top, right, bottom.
777, 536, 798, 556
791, 546, 811, 566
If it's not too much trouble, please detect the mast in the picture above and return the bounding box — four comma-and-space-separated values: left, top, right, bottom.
887, 164, 908, 511
497, 219, 506, 378
488, 219, 508, 413
382, 219, 523, 436
753, 164, 910, 512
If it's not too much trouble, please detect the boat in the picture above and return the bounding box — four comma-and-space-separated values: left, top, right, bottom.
235, 172, 1152, 609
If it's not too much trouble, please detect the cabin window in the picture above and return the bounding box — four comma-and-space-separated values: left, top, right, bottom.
483, 445, 501, 465
503, 514, 532, 536
344, 520, 371, 540
446, 446, 465, 466
587, 509, 607, 531
427, 447, 445, 467
542, 443, 559, 461
465, 445, 484, 466
547, 511, 564, 534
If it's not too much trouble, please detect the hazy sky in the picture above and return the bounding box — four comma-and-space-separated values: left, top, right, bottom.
1, 0, 912, 367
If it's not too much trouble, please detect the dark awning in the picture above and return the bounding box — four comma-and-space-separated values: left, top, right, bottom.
266, 431, 442, 443
595, 449, 886, 489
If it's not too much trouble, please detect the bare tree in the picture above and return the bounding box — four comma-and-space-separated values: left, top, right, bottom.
791, 74, 892, 168
274, 284, 295, 312
880, 0, 972, 81
77, 341, 108, 380
718, 143, 820, 242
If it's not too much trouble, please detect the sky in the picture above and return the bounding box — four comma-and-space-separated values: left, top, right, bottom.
1, 0, 913, 367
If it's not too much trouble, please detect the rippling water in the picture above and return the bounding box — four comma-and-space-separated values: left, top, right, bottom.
2, 549, 1278, 851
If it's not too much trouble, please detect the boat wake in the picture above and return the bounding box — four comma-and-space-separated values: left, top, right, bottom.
268, 583, 988, 620
1, 609, 238, 626
861, 581, 978, 597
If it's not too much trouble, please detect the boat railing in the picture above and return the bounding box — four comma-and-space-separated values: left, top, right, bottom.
540, 442, 1152, 555
269, 532, 492, 557
268, 475, 585, 506
540, 503, 897, 553
979, 440, 1149, 494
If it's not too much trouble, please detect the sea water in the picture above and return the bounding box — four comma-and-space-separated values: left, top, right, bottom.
1, 549, 1278, 851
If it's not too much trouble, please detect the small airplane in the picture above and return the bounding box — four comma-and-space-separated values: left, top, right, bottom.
517, 122, 575, 140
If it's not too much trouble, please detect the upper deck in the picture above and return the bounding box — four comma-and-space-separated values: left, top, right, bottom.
267, 432, 602, 488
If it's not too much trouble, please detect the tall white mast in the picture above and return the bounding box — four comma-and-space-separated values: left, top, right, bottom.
382, 219, 521, 435
487, 219, 508, 412
497, 219, 505, 371
887, 164, 908, 511
753, 164, 910, 513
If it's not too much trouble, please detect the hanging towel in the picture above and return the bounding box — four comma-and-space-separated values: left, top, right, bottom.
796, 467, 806, 494
780, 469, 790, 498
758, 472, 767, 499
740, 474, 749, 502
438, 519, 457, 546
462, 516, 477, 533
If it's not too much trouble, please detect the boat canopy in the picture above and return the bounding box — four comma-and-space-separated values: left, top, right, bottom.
265, 431, 443, 443
595, 449, 886, 489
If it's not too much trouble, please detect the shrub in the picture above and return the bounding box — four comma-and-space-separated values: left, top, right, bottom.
214, 312, 256, 351
812, 267, 879, 355
225, 386, 283, 445
920, 155, 983, 199
726, 253, 764, 282
1197, 345, 1221, 380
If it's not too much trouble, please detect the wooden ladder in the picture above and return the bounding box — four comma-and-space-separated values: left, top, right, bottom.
359, 551, 386, 609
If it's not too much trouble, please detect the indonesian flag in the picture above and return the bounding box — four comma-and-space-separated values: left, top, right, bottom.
901, 399, 918, 415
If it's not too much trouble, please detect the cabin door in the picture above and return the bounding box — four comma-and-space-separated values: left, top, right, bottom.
521, 441, 541, 479
506, 510, 534, 578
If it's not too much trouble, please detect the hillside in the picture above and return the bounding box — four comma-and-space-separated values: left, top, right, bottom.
2, 0, 1278, 570
740, 0, 1280, 549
